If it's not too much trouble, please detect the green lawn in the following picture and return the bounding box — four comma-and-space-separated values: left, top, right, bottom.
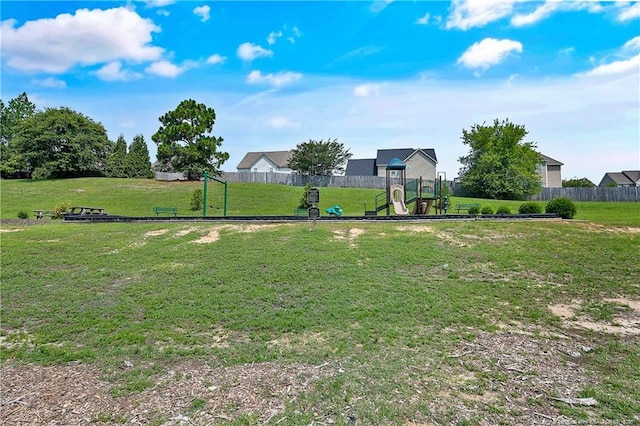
1, 178, 638, 225
1, 178, 639, 425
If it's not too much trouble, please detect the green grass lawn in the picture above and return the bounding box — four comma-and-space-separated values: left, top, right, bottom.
1, 178, 638, 225
1, 178, 639, 425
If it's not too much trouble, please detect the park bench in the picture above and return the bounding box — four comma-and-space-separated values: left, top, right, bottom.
455, 203, 480, 213
153, 207, 178, 216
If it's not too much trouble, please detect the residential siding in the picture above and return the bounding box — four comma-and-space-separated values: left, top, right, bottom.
546, 165, 562, 188
405, 154, 436, 180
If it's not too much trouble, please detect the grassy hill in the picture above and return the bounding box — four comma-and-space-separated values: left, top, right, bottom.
1, 177, 639, 424
1, 178, 638, 225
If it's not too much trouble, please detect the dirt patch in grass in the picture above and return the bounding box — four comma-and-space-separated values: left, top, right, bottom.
332, 227, 366, 248
192, 224, 285, 244
0, 360, 334, 425
549, 298, 640, 336
424, 329, 601, 425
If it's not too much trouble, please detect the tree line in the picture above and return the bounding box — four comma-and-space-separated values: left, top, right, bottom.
1, 92, 591, 200
1, 92, 153, 180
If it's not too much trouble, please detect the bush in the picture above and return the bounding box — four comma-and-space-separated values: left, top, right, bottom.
299, 182, 312, 208
467, 206, 481, 215
496, 206, 512, 215
17, 210, 29, 219
190, 189, 203, 211
52, 202, 70, 219
481, 206, 494, 215
518, 202, 543, 214
546, 197, 577, 219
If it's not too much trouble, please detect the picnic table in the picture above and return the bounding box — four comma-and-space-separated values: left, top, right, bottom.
34, 209, 54, 219
67, 206, 107, 215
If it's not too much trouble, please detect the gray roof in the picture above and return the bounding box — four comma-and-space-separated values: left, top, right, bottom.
600, 171, 640, 185
236, 151, 292, 169
345, 159, 377, 176
376, 148, 437, 164
539, 153, 564, 166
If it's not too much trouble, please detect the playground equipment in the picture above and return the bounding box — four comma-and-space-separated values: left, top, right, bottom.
202, 171, 228, 217
365, 157, 447, 216
325, 205, 344, 216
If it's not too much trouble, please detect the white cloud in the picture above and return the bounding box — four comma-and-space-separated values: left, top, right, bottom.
157, 9, 170, 17
237, 42, 273, 61
246, 70, 302, 88
511, 2, 559, 26
267, 31, 282, 45
370, 0, 394, 14
446, 0, 518, 30
266, 116, 301, 129
193, 5, 211, 22
1, 8, 163, 73
206, 54, 227, 65
623, 36, 640, 52
353, 83, 382, 97
457, 38, 523, 72
580, 36, 640, 77
96, 61, 142, 81
617, 2, 640, 22
145, 60, 196, 78
582, 55, 640, 77
144, 0, 176, 7
416, 12, 430, 25
31, 77, 67, 88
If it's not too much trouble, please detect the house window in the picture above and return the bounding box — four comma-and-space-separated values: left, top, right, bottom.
253, 168, 257, 172
270, 167, 274, 173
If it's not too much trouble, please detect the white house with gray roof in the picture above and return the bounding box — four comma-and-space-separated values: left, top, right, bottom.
236, 151, 293, 174
346, 148, 438, 180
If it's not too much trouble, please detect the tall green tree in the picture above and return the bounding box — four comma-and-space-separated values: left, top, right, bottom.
562, 177, 595, 188
287, 138, 352, 176
12, 107, 111, 179
105, 134, 128, 178
0, 92, 37, 177
127, 134, 153, 178
458, 119, 541, 200
152, 99, 228, 180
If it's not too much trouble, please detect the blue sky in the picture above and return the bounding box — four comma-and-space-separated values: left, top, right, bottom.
1, 0, 638, 182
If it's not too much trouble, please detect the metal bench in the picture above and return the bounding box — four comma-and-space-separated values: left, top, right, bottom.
455, 203, 480, 213
153, 207, 178, 216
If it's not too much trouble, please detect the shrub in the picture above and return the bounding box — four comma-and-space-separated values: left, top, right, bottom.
481, 206, 494, 215
17, 210, 29, 219
52, 202, 70, 219
518, 202, 543, 214
190, 189, 203, 211
546, 197, 577, 219
496, 206, 511, 215
299, 182, 312, 208
467, 206, 481, 215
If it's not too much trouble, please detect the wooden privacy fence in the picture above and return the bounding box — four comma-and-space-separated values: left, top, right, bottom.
219, 172, 406, 189
528, 187, 639, 202
156, 171, 638, 202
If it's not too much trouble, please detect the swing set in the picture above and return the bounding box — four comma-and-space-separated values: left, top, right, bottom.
202, 171, 228, 217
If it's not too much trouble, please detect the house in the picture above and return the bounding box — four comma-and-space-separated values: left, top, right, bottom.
538, 154, 564, 188
598, 170, 640, 187
345, 148, 438, 180
236, 151, 293, 174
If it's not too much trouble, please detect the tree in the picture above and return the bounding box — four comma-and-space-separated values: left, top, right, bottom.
0, 92, 37, 177
562, 177, 595, 188
127, 134, 153, 178
105, 134, 128, 178
458, 119, 541, 200
152, 99, 228, 180
287, 138, 352, 176
11, 107, 111, 179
